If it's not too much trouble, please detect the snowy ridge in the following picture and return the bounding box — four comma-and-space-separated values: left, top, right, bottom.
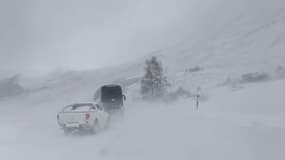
18, 0, 285, 93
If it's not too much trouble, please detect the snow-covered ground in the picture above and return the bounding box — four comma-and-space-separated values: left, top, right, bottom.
1, 0, 285, 159
0, 77, 284, 160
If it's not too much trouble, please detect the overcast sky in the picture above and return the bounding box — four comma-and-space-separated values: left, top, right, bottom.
2, 0, 255, 78
0, 0, 201, 77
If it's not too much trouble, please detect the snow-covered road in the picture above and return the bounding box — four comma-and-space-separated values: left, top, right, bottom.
0, 79, 285, 160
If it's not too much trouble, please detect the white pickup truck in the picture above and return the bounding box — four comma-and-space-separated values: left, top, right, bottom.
57, 103, 109, 134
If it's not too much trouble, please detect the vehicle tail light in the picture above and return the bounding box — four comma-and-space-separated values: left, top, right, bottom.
85, 113, 90, 120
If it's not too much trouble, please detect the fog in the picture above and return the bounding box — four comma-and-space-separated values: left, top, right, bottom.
2, 0, 283, 78
0, 0, 207, 77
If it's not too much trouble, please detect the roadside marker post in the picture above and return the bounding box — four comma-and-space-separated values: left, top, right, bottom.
196, 94, 200, 111
195, 87, 201, 111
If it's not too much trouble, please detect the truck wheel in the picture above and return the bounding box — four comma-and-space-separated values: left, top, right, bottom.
63, 127, 72, 135
104, 117, 111, 130
91, 119, 99, 134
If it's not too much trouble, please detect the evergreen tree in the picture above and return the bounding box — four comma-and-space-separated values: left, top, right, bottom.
140, 56, 169, 100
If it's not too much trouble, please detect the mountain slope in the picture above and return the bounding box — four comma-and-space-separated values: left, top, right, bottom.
22, 0, 285, 93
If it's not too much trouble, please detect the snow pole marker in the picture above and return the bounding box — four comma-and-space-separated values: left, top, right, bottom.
195, 87, 201, 111
196, 94, 200, 111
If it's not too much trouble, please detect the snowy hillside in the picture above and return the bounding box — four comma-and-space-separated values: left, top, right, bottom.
144, 0, 285, 91
16, 0, 285, 93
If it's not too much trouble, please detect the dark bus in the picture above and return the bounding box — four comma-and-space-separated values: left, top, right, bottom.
96, 84, 126, 113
